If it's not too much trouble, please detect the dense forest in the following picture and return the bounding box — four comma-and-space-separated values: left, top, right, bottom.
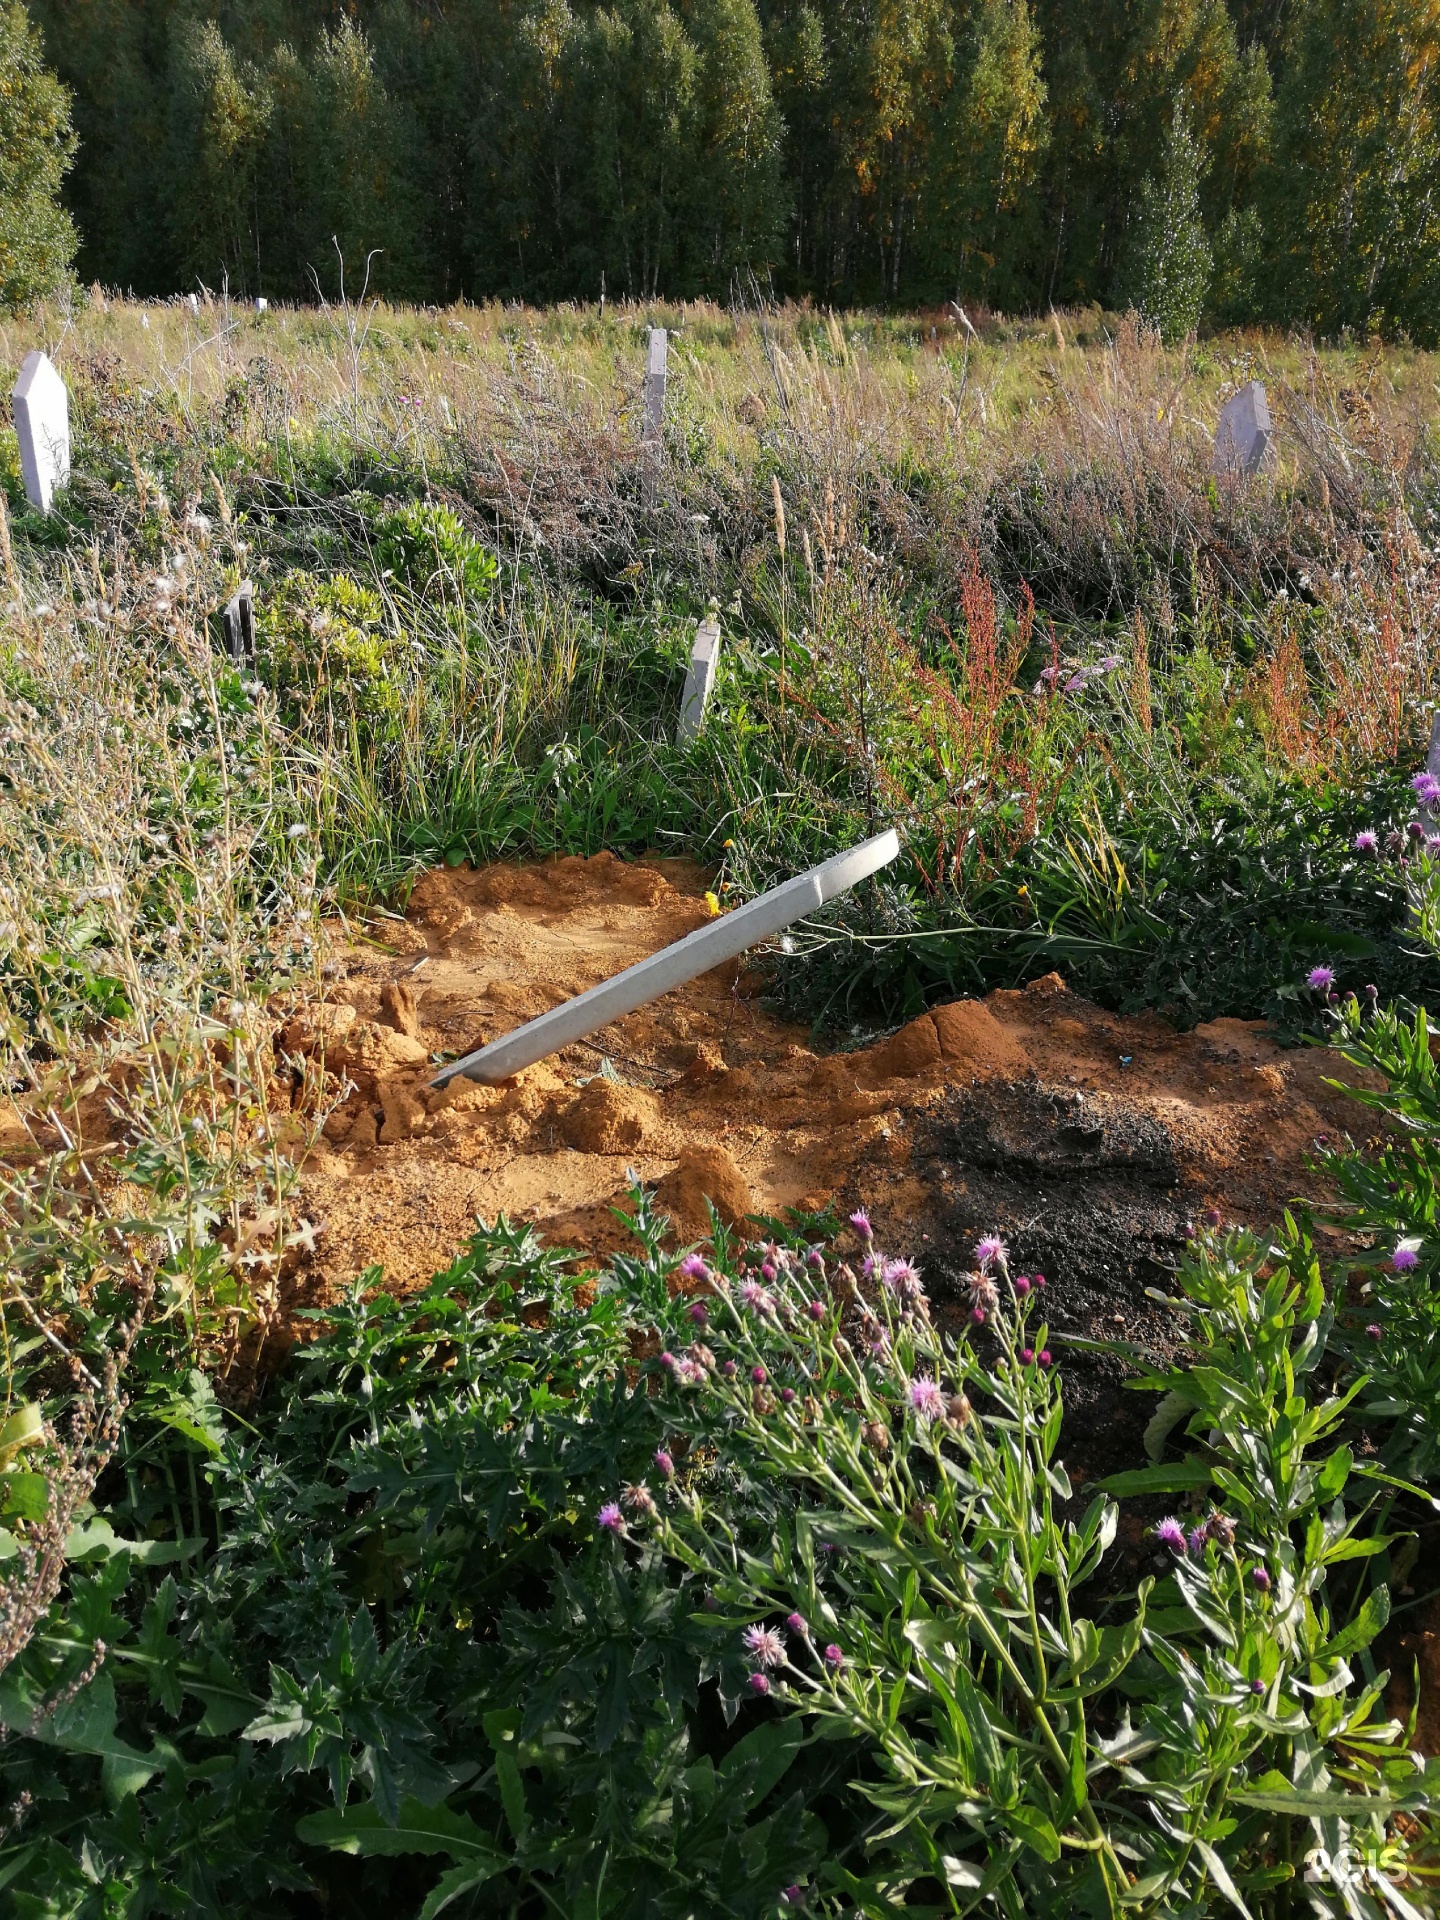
14, 0, 1440, 338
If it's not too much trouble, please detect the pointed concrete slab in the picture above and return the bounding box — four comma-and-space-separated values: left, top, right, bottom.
678, 609, 721, 741
1214, 381, 1271, 478
431, 828, 902, 1086
11, 351, 70, 515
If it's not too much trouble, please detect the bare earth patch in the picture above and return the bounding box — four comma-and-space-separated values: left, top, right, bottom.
294, 854, 1386, 1324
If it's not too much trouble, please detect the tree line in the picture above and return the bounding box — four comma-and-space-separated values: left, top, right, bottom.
5, 0, 1440, 340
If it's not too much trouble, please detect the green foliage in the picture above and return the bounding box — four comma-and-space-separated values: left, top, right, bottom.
3, 1194, 1437, 1911
1261, 0, 1440, 340
373, 499, 499, 602
1120, 102, 1213, 344
0, 0, 75, 310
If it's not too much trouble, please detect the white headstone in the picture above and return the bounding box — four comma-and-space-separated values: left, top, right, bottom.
187, 293, 200, 316
1214, 381, 1271, 478
11, 351, 70, 515
678, 609, 721, 743
255, 297, 268, 314
432, 828, 902, 1087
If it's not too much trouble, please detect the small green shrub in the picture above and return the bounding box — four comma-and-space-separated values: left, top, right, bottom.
374, 499, 498, 601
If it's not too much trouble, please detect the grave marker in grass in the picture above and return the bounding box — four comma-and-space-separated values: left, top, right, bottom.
678, 605, 722, 741
432, 828, 902, 1086
10, 351, 69, 515
643, 326, 667, 505
1214, 381, 1271, 478
223, 582, 255, 666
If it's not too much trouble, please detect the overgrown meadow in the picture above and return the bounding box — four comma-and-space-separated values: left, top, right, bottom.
1, 292, 1440, 1913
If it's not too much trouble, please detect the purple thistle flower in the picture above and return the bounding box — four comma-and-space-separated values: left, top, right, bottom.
1033, 1273, 1047, 1290
807, 1299, 826, 1321
689, 1300, 709, 1326
1251, 1678, 1265, 1694
722, 1359, 737, 1377
738, 1278, 775, 1313
752, 1364, 768, 1384
805, 1247, 824, 1269
908, 1376, 946, 1422
781, 1888, 805, 1908
598, 1502, 626, 1536
1392, 1246, 1420, 1271
1354, 830, 1379, 852
786, 1612, 808, 1638
654, 1448, 675, 1478
849, 1209, 873, 1241
1038, 1350, 1052, 1367
859, 1253, 879, 1280
1187, 1526, 1208, 1557
1097, 655, 1122, 671
1251, 1565, 1271, 1592
679, 1252, 709, 1280
1013, 1274, 1031, 1296
882, 1257, 923, 1297
623, 1483, 657, 1518
781, 1387, 797, 1404
760, 1261, 777, 1281
966, 1273, 999, 1311
969, 1307, 986, 1326
974, 1234, 1008, 1269
1366, 1323, 1383, 1341
660, 1351, 679, 1372
747, 1671, 771, 1696
1202, 1207, 1223, 1229
1020, 1347, 1035, 1365
743, 1624, 786, 1669
1153, 1517, 1187, 1553
1307, 966, 1336, 991
823, 1643, 844, 1670
1412, 772, 1440, 802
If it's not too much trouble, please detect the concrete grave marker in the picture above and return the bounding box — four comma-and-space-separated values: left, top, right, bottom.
187, 293, 200, 316
678, 606, 722, 742
255, 296, 268, 314
432, 827, 902, 1087
642, 326, 666, 504
1214, 380, 1272, 478
223, 582, 255, 666
11, 351, 70, 515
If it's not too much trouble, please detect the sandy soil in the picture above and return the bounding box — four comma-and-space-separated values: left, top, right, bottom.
292, 851, 1384, 1283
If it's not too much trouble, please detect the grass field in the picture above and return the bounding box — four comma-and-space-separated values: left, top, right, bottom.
3, 294, 1440, 1913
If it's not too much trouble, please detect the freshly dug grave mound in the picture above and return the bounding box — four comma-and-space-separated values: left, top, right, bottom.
293, 852, 1385, 1305
277, 850, 1397, 1474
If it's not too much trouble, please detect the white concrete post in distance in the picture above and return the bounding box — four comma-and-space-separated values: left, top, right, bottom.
678, 607, 722, 742
11, 351, 70, 516
642, 327, 667, 506
431, 828, 902, 1086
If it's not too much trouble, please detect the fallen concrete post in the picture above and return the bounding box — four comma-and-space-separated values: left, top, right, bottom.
432, 828, 901, 1086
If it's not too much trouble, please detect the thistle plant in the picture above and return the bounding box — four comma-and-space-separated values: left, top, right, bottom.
618, 1218, 1437, 1917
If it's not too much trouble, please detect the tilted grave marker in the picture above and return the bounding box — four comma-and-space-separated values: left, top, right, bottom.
678, 606, 722, 742
1214, 380, 1272, 478
223, 582, 255, 667
11, 351, 70, 516
642, 326, 667, 505
431, 828, 902, 1086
